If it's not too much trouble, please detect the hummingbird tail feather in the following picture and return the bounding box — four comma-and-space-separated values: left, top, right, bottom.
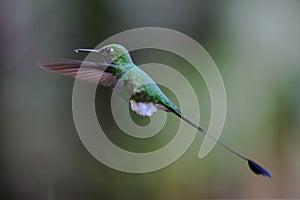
171, 110, 272, 178
179, 115, 247, 160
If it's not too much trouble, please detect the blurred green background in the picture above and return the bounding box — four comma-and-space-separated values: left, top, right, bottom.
1, 0, 300, 199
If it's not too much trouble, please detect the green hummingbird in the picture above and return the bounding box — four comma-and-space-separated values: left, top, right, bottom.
37, 44, 271, 178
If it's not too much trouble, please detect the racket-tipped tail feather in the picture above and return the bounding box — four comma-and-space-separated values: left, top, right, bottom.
248, 160, 272, 178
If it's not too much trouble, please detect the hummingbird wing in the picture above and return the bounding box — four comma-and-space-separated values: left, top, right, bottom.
37, 59, 119, 87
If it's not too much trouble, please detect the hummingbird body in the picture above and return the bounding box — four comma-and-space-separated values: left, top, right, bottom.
111, 66, 171, 116
99, 44, 180, 117
116, 66, 179, 116
37, 44, 271, 178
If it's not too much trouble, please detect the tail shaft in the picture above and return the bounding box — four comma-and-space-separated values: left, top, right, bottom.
180, 115, 248, 161
176, 114, 271, 178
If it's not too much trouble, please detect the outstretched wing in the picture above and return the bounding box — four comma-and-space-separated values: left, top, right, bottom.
37, 59, 118, 87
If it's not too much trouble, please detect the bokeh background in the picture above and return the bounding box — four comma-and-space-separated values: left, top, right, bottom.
1, 0, 300, 199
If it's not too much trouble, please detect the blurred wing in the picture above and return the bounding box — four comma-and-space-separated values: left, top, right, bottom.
37, 59, 117, 87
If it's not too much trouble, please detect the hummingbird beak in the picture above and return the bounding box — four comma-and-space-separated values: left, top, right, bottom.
74, 48, 109, 63
74, 48, 100, 54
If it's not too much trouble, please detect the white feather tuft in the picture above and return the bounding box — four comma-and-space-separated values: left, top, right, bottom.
130, 100, 158, 116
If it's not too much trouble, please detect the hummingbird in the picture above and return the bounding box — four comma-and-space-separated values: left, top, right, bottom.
37, 44, 271, 178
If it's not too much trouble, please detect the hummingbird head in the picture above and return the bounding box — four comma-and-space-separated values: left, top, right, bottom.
74, 44, 133, 65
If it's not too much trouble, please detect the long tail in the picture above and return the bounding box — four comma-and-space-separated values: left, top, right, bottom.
174, 111, 272, 178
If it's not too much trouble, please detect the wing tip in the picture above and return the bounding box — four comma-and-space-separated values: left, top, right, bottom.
36, 61, 53, 70
36, 61, 45, 68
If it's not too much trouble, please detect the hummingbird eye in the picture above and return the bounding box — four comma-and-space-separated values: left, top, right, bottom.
106, 47, 114, 53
